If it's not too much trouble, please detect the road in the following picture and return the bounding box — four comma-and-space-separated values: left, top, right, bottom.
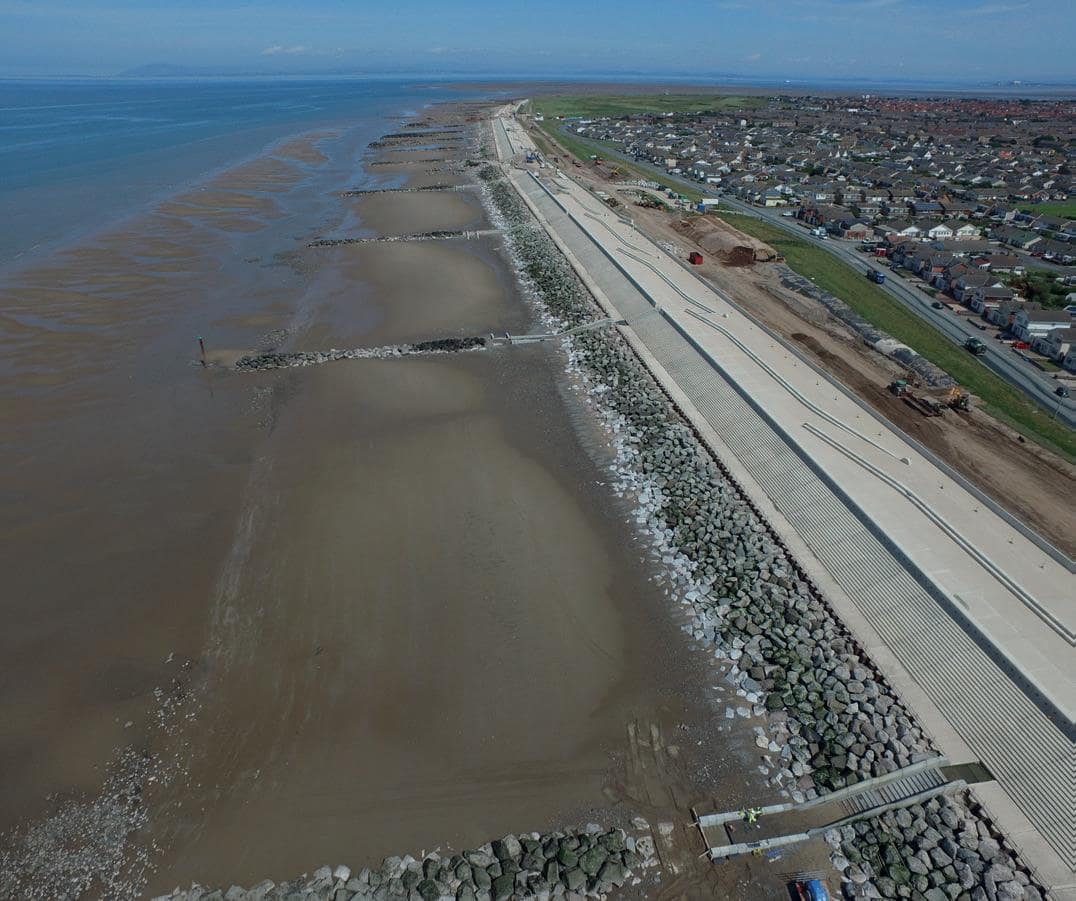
719, 194, 1076, 429
544, 122, 1076, 428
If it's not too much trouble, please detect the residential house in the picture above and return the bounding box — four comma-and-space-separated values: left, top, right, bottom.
916, 252, 956, 278
910, 200, 944, 216
1012, 307, 1074, 342
991, 225, 1042, 250
837, 217, 873, 239
801, 180, 838, 204
1031, 327, 1076, 361
984, 254, 1022, 273
762, 186, 788, 207
1030, 215, 1067, 234
940, 200, 975, 219
951, 270, 1000, 302
854, 200, 883, 220
988, 299, 1026, 330
966, 284, 1015, 314
799, 203, 846, 227
1039, 239, 1076, 264
886, 220, 922, 239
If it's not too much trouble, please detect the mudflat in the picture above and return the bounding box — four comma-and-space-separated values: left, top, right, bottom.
143, 348, 707, 891
0, 105, 750, 900
346, 189, 489, 238
299, 238, 529, 348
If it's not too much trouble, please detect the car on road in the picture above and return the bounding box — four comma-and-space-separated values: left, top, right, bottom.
1056, 384, 1071, 398
931, 301, 945, 309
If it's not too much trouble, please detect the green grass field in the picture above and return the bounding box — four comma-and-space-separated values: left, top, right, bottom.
531, 93, 767, 119
1018, 200, 1076, 220
714, 212, 1076, 460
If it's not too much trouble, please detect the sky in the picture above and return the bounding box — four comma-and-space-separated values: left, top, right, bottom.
1, 0, 1074, 83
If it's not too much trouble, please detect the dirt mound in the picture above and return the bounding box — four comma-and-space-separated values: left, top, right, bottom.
724, 245, 756, 267
674, 215, 778, 265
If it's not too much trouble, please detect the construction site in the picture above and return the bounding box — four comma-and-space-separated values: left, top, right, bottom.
525, 134, 1075, 558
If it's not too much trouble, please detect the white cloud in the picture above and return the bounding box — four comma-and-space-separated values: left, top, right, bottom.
967, 1, 1030, 14
261, 44, 310, 56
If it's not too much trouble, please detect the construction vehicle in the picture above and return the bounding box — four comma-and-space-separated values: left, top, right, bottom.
964, 337, 987, 356
888, 379, 944, 416
945, 386, 972, 412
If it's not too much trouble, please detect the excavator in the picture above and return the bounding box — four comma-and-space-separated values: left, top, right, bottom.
944, 386, 971, 412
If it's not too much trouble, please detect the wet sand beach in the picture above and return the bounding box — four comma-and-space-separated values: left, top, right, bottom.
345, 189, 489, 238
143, 349, 715, 891
299, 239, 528, 348
0, 104, 762, 898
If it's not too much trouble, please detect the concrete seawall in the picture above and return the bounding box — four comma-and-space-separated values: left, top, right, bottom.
490, 110, 1072, 899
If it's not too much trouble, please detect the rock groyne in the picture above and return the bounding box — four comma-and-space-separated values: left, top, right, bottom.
309, 230, 494, 248
235, 337, 486, 371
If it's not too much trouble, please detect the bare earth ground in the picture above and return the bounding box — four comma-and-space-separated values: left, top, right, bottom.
533, 138, 1075, 558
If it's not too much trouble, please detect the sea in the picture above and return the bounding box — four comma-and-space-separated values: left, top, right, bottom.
0, 77, 483, 267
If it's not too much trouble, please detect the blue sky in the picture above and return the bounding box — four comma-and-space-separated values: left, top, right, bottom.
1, 0, 1073, 82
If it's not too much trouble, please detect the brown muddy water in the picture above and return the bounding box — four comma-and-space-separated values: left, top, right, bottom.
0, 108, 778, 899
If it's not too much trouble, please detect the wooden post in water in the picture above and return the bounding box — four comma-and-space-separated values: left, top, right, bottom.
198, 336, 207, 367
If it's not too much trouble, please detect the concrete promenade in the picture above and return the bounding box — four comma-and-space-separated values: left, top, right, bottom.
494, 112, 1075, 892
